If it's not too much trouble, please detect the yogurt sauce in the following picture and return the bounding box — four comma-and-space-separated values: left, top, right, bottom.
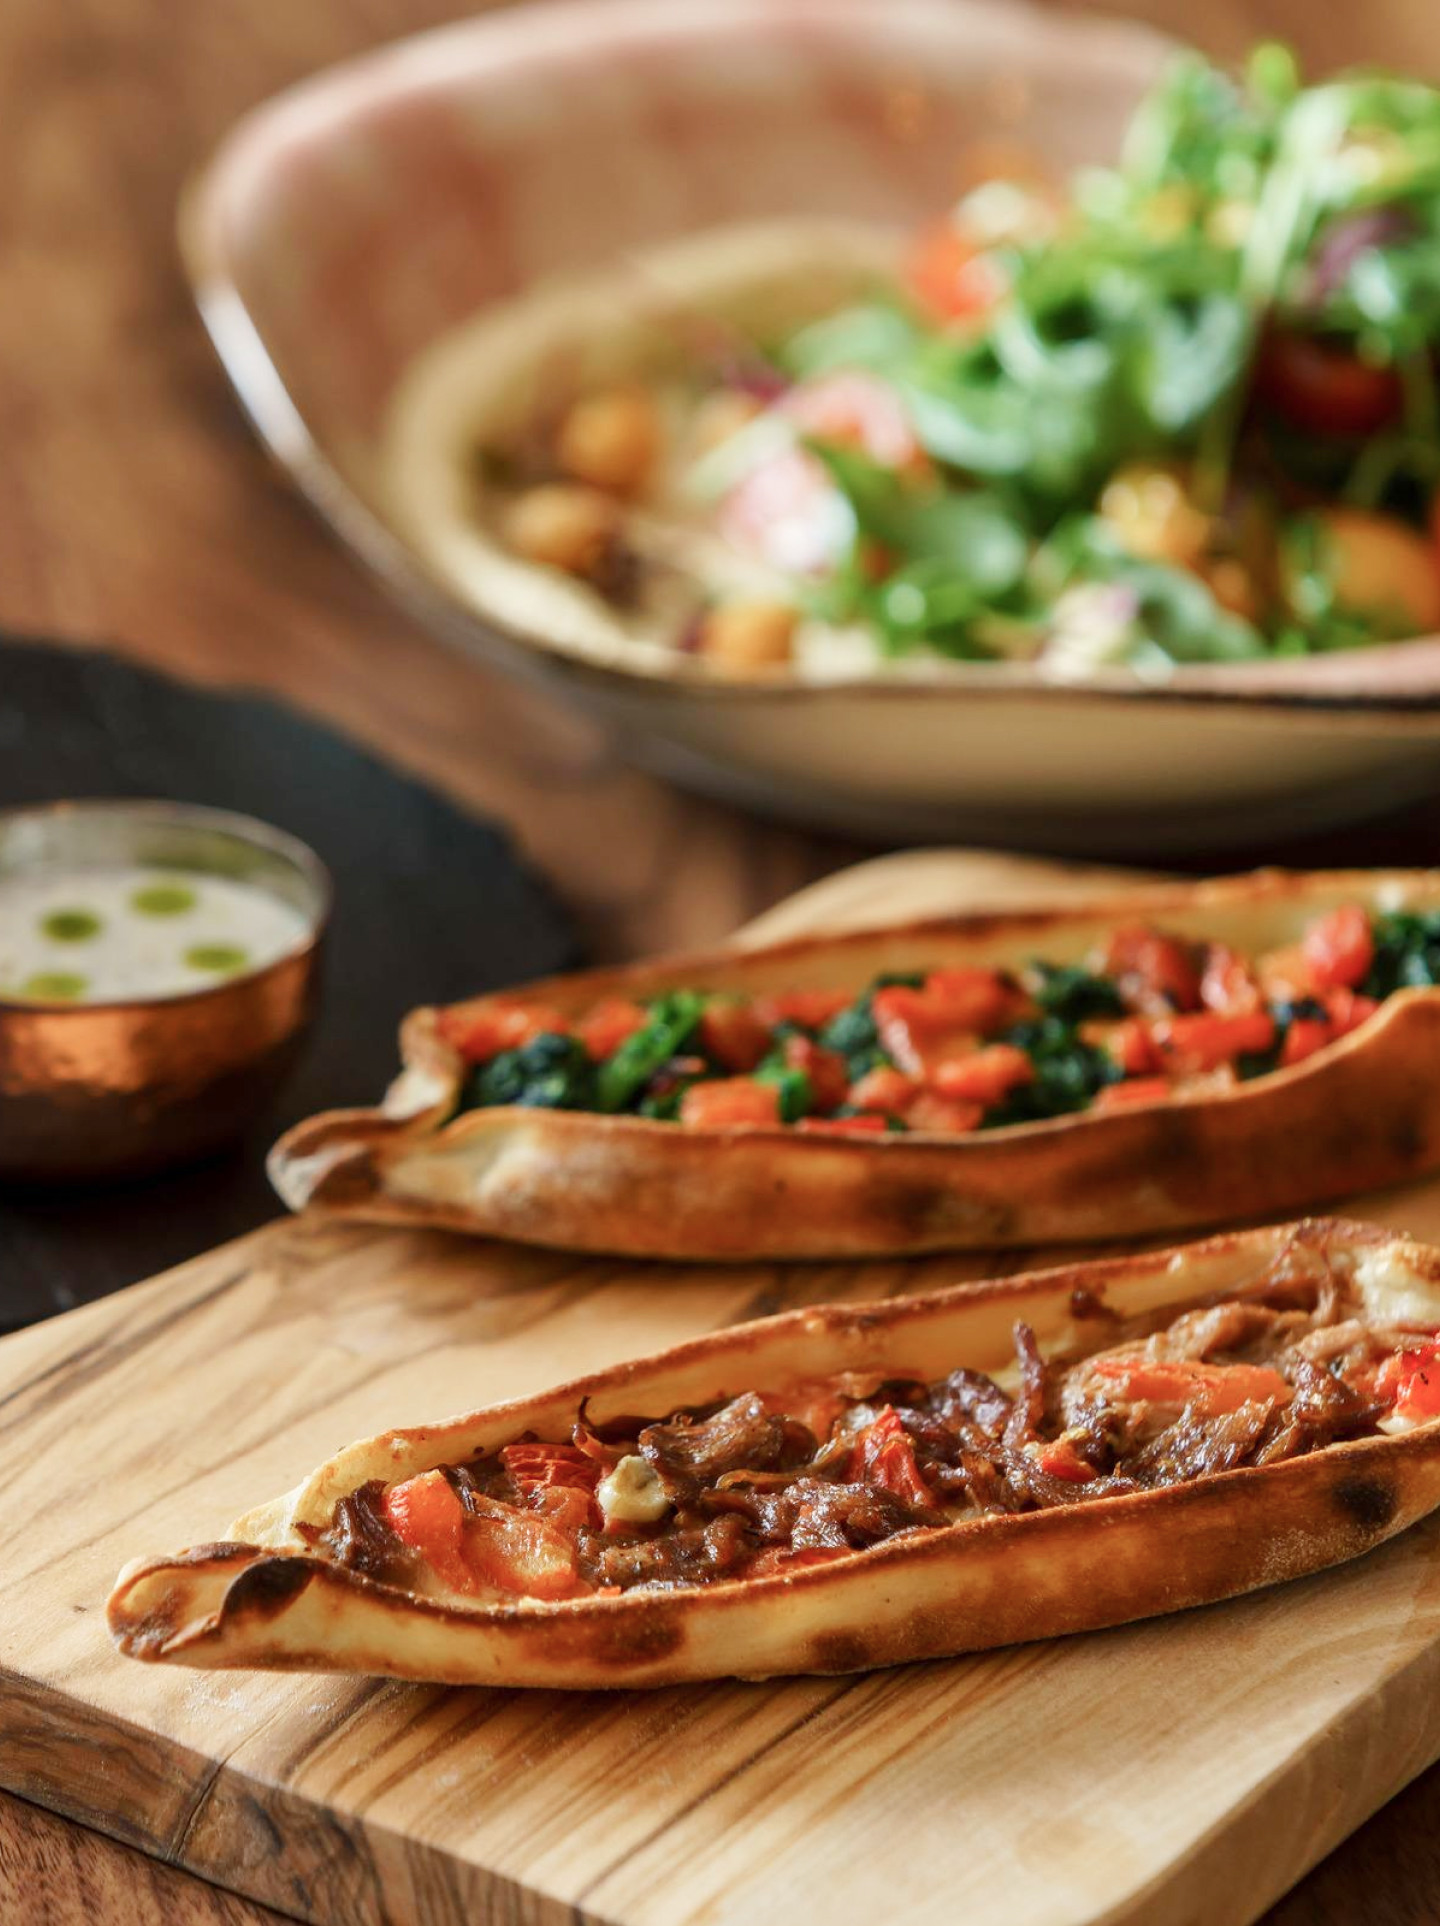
0, 867, 311, 1003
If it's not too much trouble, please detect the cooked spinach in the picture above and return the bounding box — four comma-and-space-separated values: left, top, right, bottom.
1363, 911, 1440, 997
594, 993, 706, 1112
464, 1032, 596, 1111
1029, 963, 1126, 1023
985, 1016, 1120, 1124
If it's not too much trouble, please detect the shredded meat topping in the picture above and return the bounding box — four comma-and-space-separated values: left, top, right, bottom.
322, 1244, 1438, 1600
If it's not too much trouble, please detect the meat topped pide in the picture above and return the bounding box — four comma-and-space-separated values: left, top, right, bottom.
297, 1238, 1440, 1605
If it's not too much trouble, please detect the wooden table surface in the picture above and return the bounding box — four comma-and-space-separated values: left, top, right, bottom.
4, 0, 1439, 1919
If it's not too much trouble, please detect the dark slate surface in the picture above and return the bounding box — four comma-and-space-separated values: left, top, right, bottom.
0, 640, 577, 1330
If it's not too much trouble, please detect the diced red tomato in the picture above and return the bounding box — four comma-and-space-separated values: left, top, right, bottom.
745, 1545, 853, 1579
1092, 1356, 1290, 1416
845, 1405, 934, 1506
1085, 1018, 1162, 1077
1035, 1437, 1096, 1483
873, 969, 1019, 1073
1376, 1341, 1440, 1422
1255, 327, 1404, 438
1280, 1018, 1333, 1068
1325, 987, 1380, 1036
501, 1441, 601, 1497
1199, 943, 1264, 1015
848, 1066, 922, 1115
931, 1042, 1034, 1106
796, 1113, 890, 1137
1093, 1076, 1174, 1111
752, 989, 852, 1031
782, 370, 929, 475
530, 1486, 597, 1533
1102, 926, 1202, 1014
436, 1001, 570, 1064
679, 1077, 782, 1128
904, 1091, 985, 1134
575, 998, 648, 1061
1302, 905, 1375, 992
906, 220, 1011, 326
763, 1379, 847, 1439
464, 1499, 580, 1600
1153, 1010, 1276, 1074
1258, 944, 1317, 1002
382, 1470, 475, 1594
699, 999, 773, 1072
783, 1035, 851, 1111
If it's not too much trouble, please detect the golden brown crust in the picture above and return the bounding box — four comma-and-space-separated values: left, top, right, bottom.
268, 869, 1440, 1258
108, 1219, 1440, 1687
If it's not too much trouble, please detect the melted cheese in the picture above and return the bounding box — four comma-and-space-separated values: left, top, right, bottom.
596, 1454, 670, 1526
1352, 1247, 1440, 1330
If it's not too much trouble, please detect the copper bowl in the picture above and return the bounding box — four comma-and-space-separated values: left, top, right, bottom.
0, 801, 330, 1181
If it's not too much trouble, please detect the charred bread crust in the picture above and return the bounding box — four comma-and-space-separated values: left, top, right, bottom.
268, 870, 1440, 1258
109, 1219, 1440, 1687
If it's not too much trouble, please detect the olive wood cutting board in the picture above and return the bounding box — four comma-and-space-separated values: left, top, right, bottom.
6, 848, 1440, 1926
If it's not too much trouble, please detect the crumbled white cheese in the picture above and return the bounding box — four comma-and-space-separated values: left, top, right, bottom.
596, 1454, 671, 1526
1353, 1248, 1440, 1331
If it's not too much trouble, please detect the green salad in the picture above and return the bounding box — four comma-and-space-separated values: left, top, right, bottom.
495, 45, 1440, 677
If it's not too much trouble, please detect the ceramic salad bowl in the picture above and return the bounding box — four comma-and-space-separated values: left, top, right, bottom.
180, 0, 1440, 850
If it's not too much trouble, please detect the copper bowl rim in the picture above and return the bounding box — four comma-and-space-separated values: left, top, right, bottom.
0, 799, 332, 1015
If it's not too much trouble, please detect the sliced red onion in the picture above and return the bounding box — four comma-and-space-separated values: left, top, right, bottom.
1306, 206, 1418, 306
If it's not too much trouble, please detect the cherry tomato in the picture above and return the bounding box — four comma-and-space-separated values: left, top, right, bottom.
906, 220, 1010, 326
699, 1000, 772, 1072
1302, 905, 1375, 992
437, 1001, 570, 1064
679, 1077, 782, 1128
1255, 328, 1404, 437
576, 998, 648, 1061
931, 1043, 1034, 1106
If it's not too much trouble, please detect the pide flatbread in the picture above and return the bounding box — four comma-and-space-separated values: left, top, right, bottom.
381, 217, 901, 677
269, 869, 1440, 1260
108, 1219, 1440, 1688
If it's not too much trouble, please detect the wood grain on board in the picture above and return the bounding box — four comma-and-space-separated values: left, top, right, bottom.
5, 850, 1440, 1926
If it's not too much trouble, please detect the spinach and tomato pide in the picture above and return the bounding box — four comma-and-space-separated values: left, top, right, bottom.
108, 1220, 1440, 1687
442, 897, 1420, 1134
269, 871, 1440, 1259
